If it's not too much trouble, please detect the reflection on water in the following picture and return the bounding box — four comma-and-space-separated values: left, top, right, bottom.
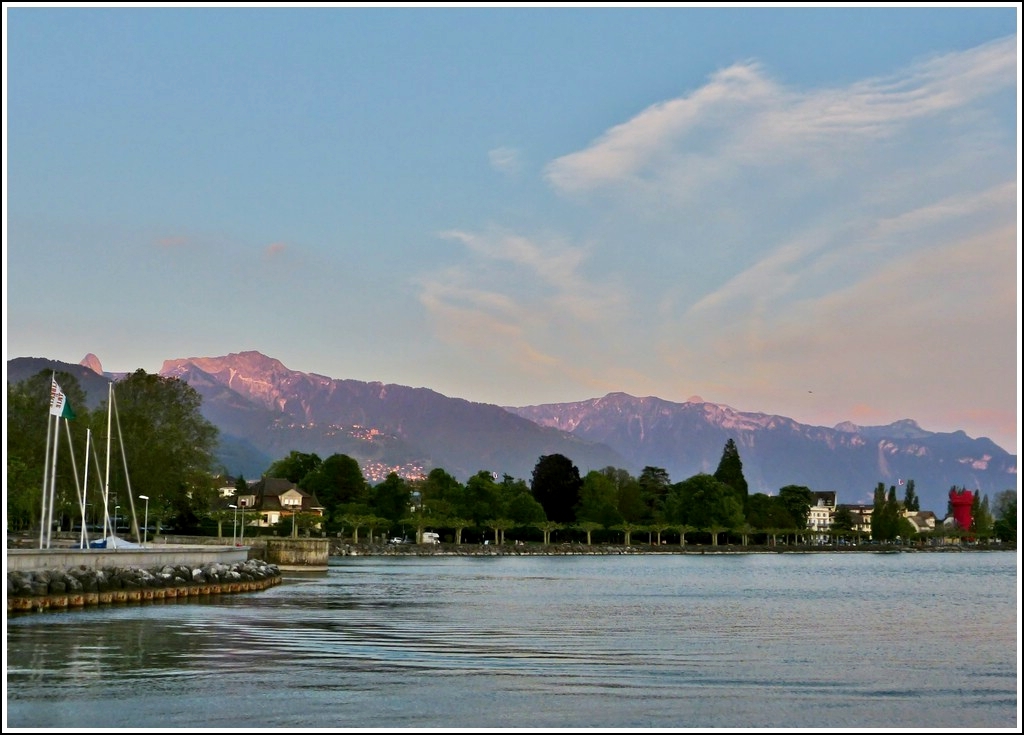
5, 552, 1018, 729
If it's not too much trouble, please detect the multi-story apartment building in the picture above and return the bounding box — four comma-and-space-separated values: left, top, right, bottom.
807, 491, 837, 543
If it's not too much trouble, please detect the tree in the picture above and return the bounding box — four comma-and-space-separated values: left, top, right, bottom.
444, 516, 474, 545
705, 523, 728, 547
675, 524, 700, 548
991, 490, 1017, 543
832, 506, 855, 533
648, 521, 672, 546
675, 524, 696, 547
667, 474, 744, 532
301, 453, 368, 527
614, 521, 643, 546
573, 520, 603, 545
530, 454, 582, 524
577, 470, 623, 526
871, 483, 900, 542
971, 493, 994, 540
462, 471, 501, 526
506, 493, 547, 528
372, 473, 411, 525
734, 522, 756, 547
777, 485, 814, 534
534, 521, 562, 545
7, 371, 91, 534
266, 450, 322, 484
102, 370, 219, 534
713, 439, 749, 510
902, 479, 920, 512
638, 466, 672, 521
485, 517, 515, 545
421, 468, 464, 517
746, 492, 794, 532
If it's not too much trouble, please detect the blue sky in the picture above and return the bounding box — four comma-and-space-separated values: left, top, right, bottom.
4, 4, 1020, 456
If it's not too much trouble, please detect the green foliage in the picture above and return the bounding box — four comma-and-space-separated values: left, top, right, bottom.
871, 482, 901, 542
371, 472, 411, 524
831, 505, 855, 532
462, 471, 501, 525
530, 454, 581, 524
638, 466, 671, 521
902, 479, 920, 512
971, 493, 994, 538
506, 491, 547, 527
667, 473, 744, 530
616, 474, 645, 523
576, 470, 622, 525
302, 453, 368, 527
777, 485, 814, 531
713, 438, 749, 507
6, 371, 91, 533
106, 370, 220, 534
745, 492, 797, 530
991, 490, 1016, 543
266, 451, 323, 484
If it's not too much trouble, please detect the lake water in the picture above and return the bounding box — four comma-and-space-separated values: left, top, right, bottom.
4, 551, 1019, 730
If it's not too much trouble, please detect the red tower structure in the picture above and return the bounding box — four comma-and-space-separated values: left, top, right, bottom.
948, 487, 975, 530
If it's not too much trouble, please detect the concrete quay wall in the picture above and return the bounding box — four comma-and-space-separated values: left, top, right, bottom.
264, 538, 330, 571
6, 545, 250, 573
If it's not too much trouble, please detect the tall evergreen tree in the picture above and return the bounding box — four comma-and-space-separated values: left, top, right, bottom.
871, 483, 901, 542
902, 479, 920, 512
713, 439, 749, 509
991, 489, 1017, 543
971, 493, 993, 538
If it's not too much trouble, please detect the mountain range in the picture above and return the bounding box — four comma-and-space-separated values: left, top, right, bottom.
7, 350, 1016, 515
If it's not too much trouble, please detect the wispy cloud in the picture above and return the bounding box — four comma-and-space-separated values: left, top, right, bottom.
544, 35, 1015, 197
418, 35, 1016, 446
488, 146, 522, 175
416, 229, 627, 388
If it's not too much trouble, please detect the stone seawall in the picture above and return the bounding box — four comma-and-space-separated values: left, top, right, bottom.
7, 558, 281, 614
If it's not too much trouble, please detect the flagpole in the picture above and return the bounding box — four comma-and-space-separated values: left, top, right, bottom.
45, 414, 60, 548
39, 373, 58, 549
39, 410, 55, 549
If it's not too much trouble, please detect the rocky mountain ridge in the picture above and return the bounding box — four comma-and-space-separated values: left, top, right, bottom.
6, 351, 1016, 513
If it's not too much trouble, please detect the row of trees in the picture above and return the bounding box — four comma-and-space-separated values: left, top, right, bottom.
6, 369, 1017, 546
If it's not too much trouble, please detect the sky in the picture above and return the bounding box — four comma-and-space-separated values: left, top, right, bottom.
4, 4, 1021, 456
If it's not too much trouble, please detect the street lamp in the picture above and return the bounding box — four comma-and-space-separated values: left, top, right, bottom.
138, 495, 149, 546
239, 500, 246, 544
229, 504, 238, 545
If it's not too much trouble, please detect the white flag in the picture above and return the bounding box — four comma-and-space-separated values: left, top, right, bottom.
49, 379, 75, 419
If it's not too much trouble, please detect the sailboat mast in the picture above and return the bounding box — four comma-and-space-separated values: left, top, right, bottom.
81, 428, 92, 548
103, 382, 114, 540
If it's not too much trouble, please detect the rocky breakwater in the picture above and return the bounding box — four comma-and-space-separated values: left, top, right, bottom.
7, 558, 282, 614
